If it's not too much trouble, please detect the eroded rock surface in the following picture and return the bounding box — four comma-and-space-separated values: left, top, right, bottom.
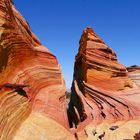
1, 1, 140, 140
68, 27, 140, 135
127, 65, 140, 87
0, 0, 73, 140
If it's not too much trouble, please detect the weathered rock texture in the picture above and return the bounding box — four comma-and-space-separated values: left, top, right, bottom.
1, 0, 140, 140
75, 119, 140, 140
127, 65, 140, 87
0, 0, 74, 140
68, 27, 140, 137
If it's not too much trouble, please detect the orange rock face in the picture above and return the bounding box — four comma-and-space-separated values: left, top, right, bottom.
1, 1, 140, 140
68, 27, 140, 133
0, 1, 72, 140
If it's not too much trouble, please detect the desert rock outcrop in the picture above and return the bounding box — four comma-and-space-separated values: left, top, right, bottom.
68, 27, 140, 136
0, 0, 74, 140
1, 0, 140, 140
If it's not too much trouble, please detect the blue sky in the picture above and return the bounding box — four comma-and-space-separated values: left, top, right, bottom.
14, 0, 140, 88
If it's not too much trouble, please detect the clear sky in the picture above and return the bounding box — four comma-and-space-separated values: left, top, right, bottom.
14, 0, 140, 88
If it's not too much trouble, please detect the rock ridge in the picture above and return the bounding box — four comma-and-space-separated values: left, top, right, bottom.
68, 27, 140, 135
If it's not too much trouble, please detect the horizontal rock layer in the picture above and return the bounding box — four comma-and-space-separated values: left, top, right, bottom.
68, 27, 140, 135
0, 0, 69, 140
127, 65, 140, 87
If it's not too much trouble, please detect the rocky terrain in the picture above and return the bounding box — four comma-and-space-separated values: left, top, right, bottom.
67, 27, 140, 139
0, 0, 140, 140
0, 0, 74, 140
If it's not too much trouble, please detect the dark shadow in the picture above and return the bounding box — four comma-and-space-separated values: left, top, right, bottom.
15, 88, 28, 98
2, 83, 28, 98
0, 46, 10, 73
67, 81, 87, 128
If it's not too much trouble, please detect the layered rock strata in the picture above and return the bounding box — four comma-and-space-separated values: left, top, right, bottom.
68, 27, 140, 133
1, 0, 140, 140
0, 0, 73, 140
127, 65, 140, 87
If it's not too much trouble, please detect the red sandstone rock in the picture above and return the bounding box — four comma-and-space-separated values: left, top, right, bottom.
0, 0, 74, 140
68, 27, 140, 133
1, 1, 140, 139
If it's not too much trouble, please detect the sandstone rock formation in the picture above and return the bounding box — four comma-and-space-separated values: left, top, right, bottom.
1, 0, 140, 140
68, 27, 140, 139
127, 65, 140, 87
0, 0, 74, 140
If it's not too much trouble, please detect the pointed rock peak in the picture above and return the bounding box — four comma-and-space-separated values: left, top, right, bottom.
68, 27, 140, 133
84, 27, 95, 35
78, 27, 117, 61
80, 26, 105, 44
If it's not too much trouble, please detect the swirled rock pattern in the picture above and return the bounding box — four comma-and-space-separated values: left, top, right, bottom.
1, 0, 140, 140
127, 65, 140, 87
68, 27, 140, 137
0, 0, 74, 140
